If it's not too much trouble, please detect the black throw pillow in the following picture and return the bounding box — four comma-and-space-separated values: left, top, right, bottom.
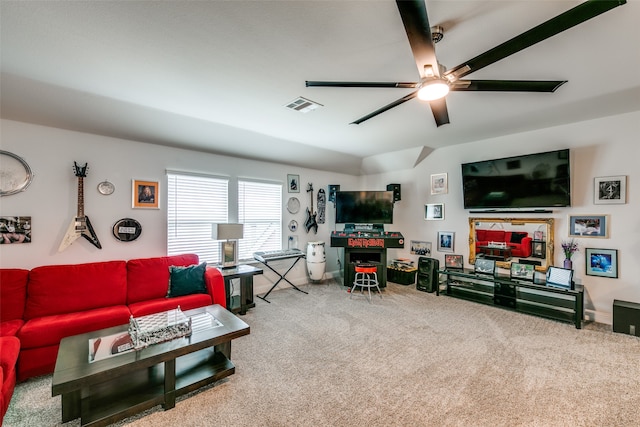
167, 262, 207, 298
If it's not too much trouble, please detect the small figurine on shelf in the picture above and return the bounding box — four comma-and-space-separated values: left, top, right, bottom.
561, 239, 579, 269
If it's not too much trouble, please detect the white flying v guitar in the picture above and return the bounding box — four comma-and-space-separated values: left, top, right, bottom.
58, 162, 102, 251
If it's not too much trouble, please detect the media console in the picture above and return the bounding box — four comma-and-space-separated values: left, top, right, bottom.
441, 268, 584, 329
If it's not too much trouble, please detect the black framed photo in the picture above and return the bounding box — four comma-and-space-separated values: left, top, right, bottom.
444, 254, 463, 269
532, 241, 546, 258
474, 258, 495, 275
586, 248, 618, 278
510, 262, 535, 281
424, 203, 444, 220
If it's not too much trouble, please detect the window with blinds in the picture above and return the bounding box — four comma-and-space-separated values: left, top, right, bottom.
167, 172, 228, 264
238, 179, 282, 260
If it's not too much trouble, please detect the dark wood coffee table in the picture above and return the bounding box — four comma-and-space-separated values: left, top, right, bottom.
52, 304, 249, 427
478, 245, 513, 261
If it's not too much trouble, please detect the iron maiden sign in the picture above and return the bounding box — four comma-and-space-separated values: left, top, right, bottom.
347, 238, 385, 248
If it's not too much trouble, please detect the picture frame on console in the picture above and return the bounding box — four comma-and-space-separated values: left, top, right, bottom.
585, 248, 618, 278
568, 215, 608, 238
445, 254, 463, 269
424, 203, 444, 220
430, 173, 447, 195
594, 175, 626, 205
437, 231, 454, 253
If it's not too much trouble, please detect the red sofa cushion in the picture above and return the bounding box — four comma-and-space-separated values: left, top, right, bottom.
0, 320, 23, 337
484, 230, 505, 242
17, 305, 131, 349
24, 261, 127, 320
126, 254, 199, 304
0, 336, 20, 420
0, 269, 29, 323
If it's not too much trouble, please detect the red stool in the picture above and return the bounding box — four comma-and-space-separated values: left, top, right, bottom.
351, 263, 382, 303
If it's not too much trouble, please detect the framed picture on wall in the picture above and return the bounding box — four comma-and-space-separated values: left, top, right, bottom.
424, 203, 444, 220
594, 175, 626, 204
568, 215, 608, 238
287, 174, 300, 193
585, 248, 618, 278
410, 240, 432, 256
437, 231, 454, 252
132, 180, 159, 209
430, 173, 448, 195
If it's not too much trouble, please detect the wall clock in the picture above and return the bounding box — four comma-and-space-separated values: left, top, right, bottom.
112, 218, 142, 242
0, 150, 34, 196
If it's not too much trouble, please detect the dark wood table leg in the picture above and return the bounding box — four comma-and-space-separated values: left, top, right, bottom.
163, 359, 176, 410
61, 389, 80, 422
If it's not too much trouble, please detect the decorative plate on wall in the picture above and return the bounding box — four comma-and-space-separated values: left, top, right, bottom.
97, 180, 115, 195
112, 218, 142, 242
0, 150, 34, 196
286, 197, 300, 214
288, 220, 298, 232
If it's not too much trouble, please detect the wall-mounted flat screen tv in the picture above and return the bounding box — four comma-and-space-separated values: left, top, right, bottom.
335, 191, 394, 224
461, 149, 570, 209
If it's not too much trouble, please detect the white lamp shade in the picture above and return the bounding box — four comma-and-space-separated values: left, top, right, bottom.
212, 223, 244, 240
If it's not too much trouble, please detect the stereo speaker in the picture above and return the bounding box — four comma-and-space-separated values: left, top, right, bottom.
416, 257, 439, 293
613, 299, 640, 337
386, 183, 401, 202
328, 185, 340, 203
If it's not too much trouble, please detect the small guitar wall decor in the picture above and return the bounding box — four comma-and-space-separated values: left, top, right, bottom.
58, 162, 102, 251
304, 183, 318, 234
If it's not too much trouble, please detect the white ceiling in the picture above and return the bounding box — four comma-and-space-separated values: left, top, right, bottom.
2, 1, 639, 175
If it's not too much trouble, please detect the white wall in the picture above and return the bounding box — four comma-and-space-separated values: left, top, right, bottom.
2, 111, 639, 323
366, 111, 640, 324
0, 119, 360, 295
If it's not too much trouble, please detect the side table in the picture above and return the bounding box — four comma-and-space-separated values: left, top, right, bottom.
219, 264, 263, 315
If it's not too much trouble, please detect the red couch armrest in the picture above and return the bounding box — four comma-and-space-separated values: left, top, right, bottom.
520, 237, 533, 258
204, 267, 226, 309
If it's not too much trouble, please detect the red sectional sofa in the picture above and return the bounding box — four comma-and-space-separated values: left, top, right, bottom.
0, 254, 225, 423
475, 229, 532, 258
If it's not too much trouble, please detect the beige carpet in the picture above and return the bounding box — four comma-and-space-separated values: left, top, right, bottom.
5, 280, 640, 426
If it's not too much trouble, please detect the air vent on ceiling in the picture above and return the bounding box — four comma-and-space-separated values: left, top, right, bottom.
284, 97, 323, 113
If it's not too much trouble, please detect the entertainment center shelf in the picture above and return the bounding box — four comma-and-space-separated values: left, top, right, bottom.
440, 268, 584, 329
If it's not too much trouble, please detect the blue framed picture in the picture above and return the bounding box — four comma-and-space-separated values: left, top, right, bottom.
585, 248, 618, 278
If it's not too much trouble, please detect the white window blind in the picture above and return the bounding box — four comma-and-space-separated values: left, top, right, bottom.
238, 179, 282, 260
167, 173, 228, 264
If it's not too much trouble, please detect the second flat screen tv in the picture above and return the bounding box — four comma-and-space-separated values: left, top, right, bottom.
335, 191, 394, 224
461, 149, 571, 209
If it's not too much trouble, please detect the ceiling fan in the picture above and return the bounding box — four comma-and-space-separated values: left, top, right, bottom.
306, 0, 626, 127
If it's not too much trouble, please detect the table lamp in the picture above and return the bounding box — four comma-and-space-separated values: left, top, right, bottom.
212, 223, 244, 268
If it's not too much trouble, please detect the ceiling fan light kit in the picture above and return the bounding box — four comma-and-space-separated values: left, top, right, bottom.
417, 79, 449, 101
305, 0, 627, 126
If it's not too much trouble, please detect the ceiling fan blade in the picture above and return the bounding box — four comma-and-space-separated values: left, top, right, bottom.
306, 81, 419, 88
396, 0, 439, 78
429, 98, 450, 127
445, 0, 627, 81
451, 80, 567, 92
351, 91, 418, 125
